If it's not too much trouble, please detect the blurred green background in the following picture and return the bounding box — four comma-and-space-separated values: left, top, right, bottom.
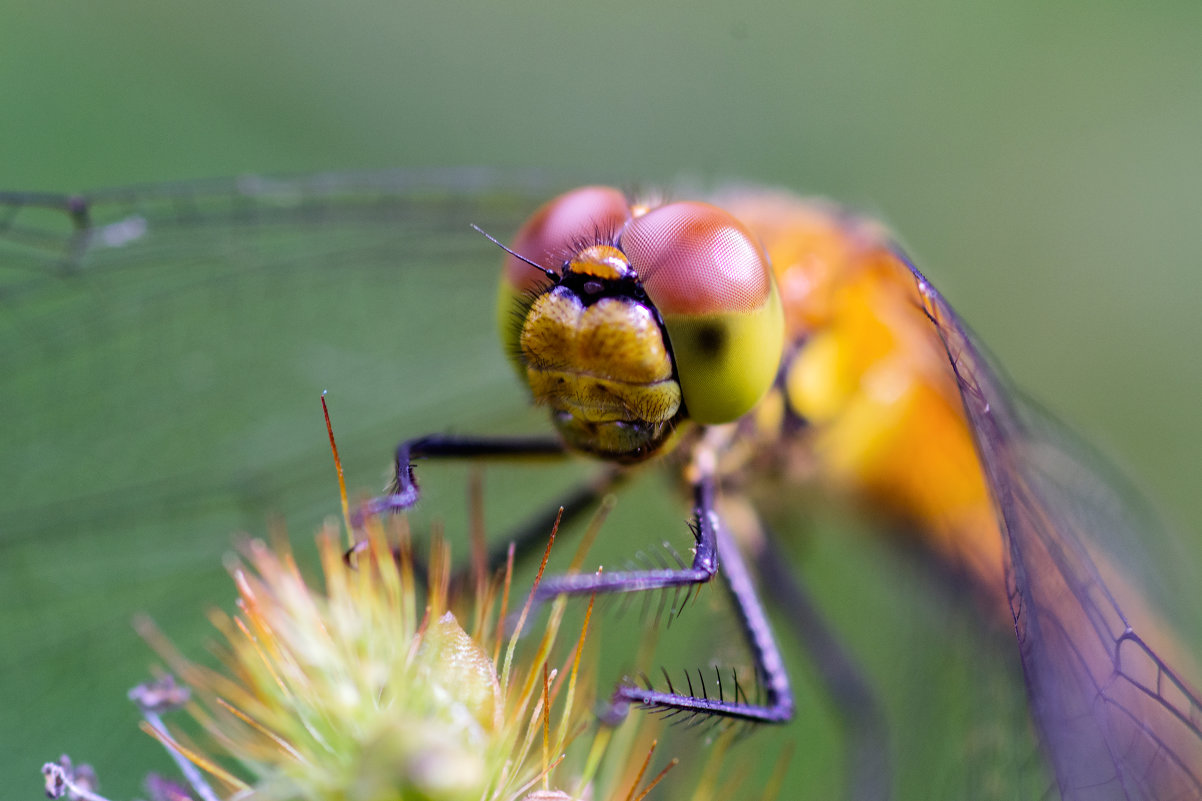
4, 1, 1202, 799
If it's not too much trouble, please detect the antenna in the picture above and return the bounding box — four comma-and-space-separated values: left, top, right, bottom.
471, 223, 556, 279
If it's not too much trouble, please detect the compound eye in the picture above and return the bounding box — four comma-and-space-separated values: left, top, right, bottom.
621, 202, 785, 424
503, 186, 631, 294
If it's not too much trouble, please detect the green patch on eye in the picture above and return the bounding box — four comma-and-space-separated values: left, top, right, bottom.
664, 281, 785, 424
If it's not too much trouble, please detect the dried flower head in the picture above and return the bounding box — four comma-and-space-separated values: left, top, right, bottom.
125, 514, 626, 801
41, 504, 779, 801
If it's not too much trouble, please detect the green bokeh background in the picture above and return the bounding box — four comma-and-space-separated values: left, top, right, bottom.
4, 2, 1202, 799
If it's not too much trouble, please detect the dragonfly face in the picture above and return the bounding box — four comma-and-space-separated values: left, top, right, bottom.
496, 186, 785, 461
4, 174, 1200, 800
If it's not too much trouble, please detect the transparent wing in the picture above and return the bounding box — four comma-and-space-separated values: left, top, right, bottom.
0, 170, 555, 782
897, 251, 1202, 800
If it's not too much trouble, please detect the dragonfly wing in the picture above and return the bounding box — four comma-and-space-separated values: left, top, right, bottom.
2, 169, 551, 541
896, 252, 1202, 800
0, 170, 554, 784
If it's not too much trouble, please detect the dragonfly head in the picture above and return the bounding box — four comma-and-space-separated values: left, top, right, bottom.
497, 186, 786, 462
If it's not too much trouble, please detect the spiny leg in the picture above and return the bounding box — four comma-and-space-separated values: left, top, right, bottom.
355, 433, 794, 724
531, 471, 795, 725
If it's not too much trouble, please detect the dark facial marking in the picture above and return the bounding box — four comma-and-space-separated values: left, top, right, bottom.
694, 323, 726, 359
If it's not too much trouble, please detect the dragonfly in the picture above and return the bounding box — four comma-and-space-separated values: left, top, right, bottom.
2, 172, 1199, 800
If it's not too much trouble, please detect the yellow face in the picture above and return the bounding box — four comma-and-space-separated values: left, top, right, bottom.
497, 186, 785, 461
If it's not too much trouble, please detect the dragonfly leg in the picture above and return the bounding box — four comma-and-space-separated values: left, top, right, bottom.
532, 473, 796, 725
353, 432, 631, 591
355, 433, 567, 522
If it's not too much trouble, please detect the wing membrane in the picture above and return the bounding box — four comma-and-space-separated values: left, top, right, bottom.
2, 169, 551, 541
898, 252, 1202, 799
0, 170, 555, 783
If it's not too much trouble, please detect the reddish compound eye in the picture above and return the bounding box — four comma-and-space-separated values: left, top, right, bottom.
621, 201, 775, 316
620, 202, 784, 425
503, 186, 630, 294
